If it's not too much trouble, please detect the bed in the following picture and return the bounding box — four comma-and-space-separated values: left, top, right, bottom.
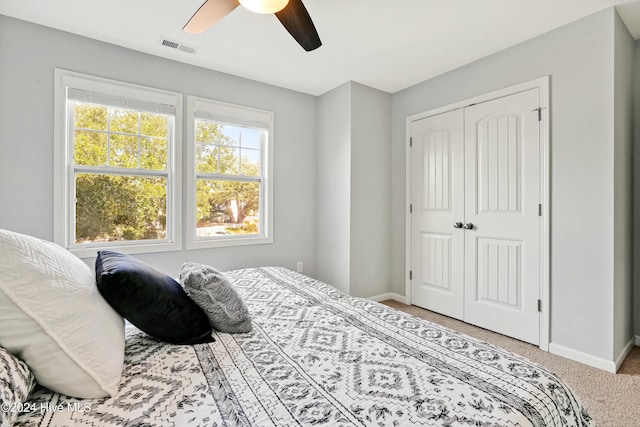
10, 266, 591, 427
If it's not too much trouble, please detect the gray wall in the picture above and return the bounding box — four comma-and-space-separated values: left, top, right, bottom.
391, 8, 633, 363
316, 81, 392, 297
613, 11, 635, 362
349, 82, 391, 298
316, 83, 352, 292
0, 15, 318, 278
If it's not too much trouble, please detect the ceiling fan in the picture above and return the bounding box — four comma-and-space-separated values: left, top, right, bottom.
183, 0, 322, 51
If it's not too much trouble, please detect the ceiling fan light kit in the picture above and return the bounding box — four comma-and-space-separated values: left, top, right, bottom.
239, 0, 289, 14
184, 0, 321, 51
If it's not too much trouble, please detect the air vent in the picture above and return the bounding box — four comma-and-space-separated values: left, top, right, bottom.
177, 44, 197, 54
159, 37, 198, 55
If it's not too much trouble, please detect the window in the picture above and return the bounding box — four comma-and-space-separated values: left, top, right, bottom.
186, 97, 273, 248
54, 70, 182, 255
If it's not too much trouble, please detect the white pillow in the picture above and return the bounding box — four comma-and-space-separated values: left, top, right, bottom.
0, 229, 124, 398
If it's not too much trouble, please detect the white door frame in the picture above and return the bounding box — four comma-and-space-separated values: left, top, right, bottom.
405, 76, 550, 351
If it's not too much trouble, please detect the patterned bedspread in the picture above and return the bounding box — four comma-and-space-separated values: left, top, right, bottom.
15, 267, 591, 426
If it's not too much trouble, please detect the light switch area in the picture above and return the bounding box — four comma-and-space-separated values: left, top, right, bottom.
296, 261, 304, 273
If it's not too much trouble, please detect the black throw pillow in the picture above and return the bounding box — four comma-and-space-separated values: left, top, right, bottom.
95, 251, 214, 345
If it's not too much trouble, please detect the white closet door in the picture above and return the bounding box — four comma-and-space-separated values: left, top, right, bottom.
410, 109, 465, 319
463, 88, 541, 345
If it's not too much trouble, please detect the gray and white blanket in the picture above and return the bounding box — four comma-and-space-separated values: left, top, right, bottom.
15, 267, 592, 426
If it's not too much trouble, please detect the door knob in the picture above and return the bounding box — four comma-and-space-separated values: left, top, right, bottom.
464, 222, 474, 230
453, 222, 463, 229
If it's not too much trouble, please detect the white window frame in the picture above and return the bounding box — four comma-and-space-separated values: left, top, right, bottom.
186, 96, 274, 249
54, 69, 182, 256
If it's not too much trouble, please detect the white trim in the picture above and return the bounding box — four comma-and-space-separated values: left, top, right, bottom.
549, 343, 617, 373
550, 339, 636, 373
405, 116, 413, 306
185, 95, 274, 250
368, 293, 408, 304
53, 70, 67, 249
53, 68, 182, 257
406, 78, 549, 123
615, 338, 635, 372
405, 76, 550, 351
538, 75, 550, 352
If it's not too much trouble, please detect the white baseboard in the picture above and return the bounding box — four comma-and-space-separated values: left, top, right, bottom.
634, 335, 640, 346
368, 293, 407, 304
549, 343, 619, 373
614, 338, 635, 371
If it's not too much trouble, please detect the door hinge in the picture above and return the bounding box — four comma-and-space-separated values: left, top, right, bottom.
409, 137, 413, 147
410, 204, 413, 213
537, 299, 542, 312
533, 107, 542, 122
538, 204, 542, 216
409, 270, 413, 280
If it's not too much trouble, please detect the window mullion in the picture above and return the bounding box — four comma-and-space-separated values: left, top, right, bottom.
195, 173, 261, 183
75, 165, 169, 178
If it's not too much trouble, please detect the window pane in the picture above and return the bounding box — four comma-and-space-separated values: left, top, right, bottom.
219, 147, 240, 175
74, 103, 108, 130
196, 179, 260, 237
140, 137, 167, 170
75, 174, 167, 243
220, 125, 240, 147
196, 120, 222, 144
196, 142, 219, 173
74, 130, 107, 166
220, 125, 262, 150
110, 108, 139, 134
195, 119, 237, 145
140, 112, 168, 138
110, 134, 138, 168
240, 148, 260, 176
240, 128, 262, 149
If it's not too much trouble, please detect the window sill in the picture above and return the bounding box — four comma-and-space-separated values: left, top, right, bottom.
67, 240, 181, 258
186, 234, 273, 250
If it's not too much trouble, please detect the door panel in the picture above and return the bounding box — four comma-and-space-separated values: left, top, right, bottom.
422, 129, 451, 211
477, 114, 520, 213
476, 238, 521, 308
411, 109, 464, 319
420, 233, 451, 290
464, 89, 540, 345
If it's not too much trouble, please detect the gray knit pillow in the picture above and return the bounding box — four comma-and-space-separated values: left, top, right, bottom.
179, 263, 252, 333
1, 346, 36, 426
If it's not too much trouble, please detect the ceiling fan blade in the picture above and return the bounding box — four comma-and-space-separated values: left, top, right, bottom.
275, 0, 321, 51
183, 0, 240, 34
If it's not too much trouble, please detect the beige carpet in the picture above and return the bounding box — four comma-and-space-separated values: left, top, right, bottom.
381, 300, 640, 427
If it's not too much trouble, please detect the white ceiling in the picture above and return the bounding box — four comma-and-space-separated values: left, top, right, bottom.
1, 0, 639, 96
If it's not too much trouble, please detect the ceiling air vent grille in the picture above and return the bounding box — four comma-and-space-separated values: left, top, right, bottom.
159, 38, 198, 54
